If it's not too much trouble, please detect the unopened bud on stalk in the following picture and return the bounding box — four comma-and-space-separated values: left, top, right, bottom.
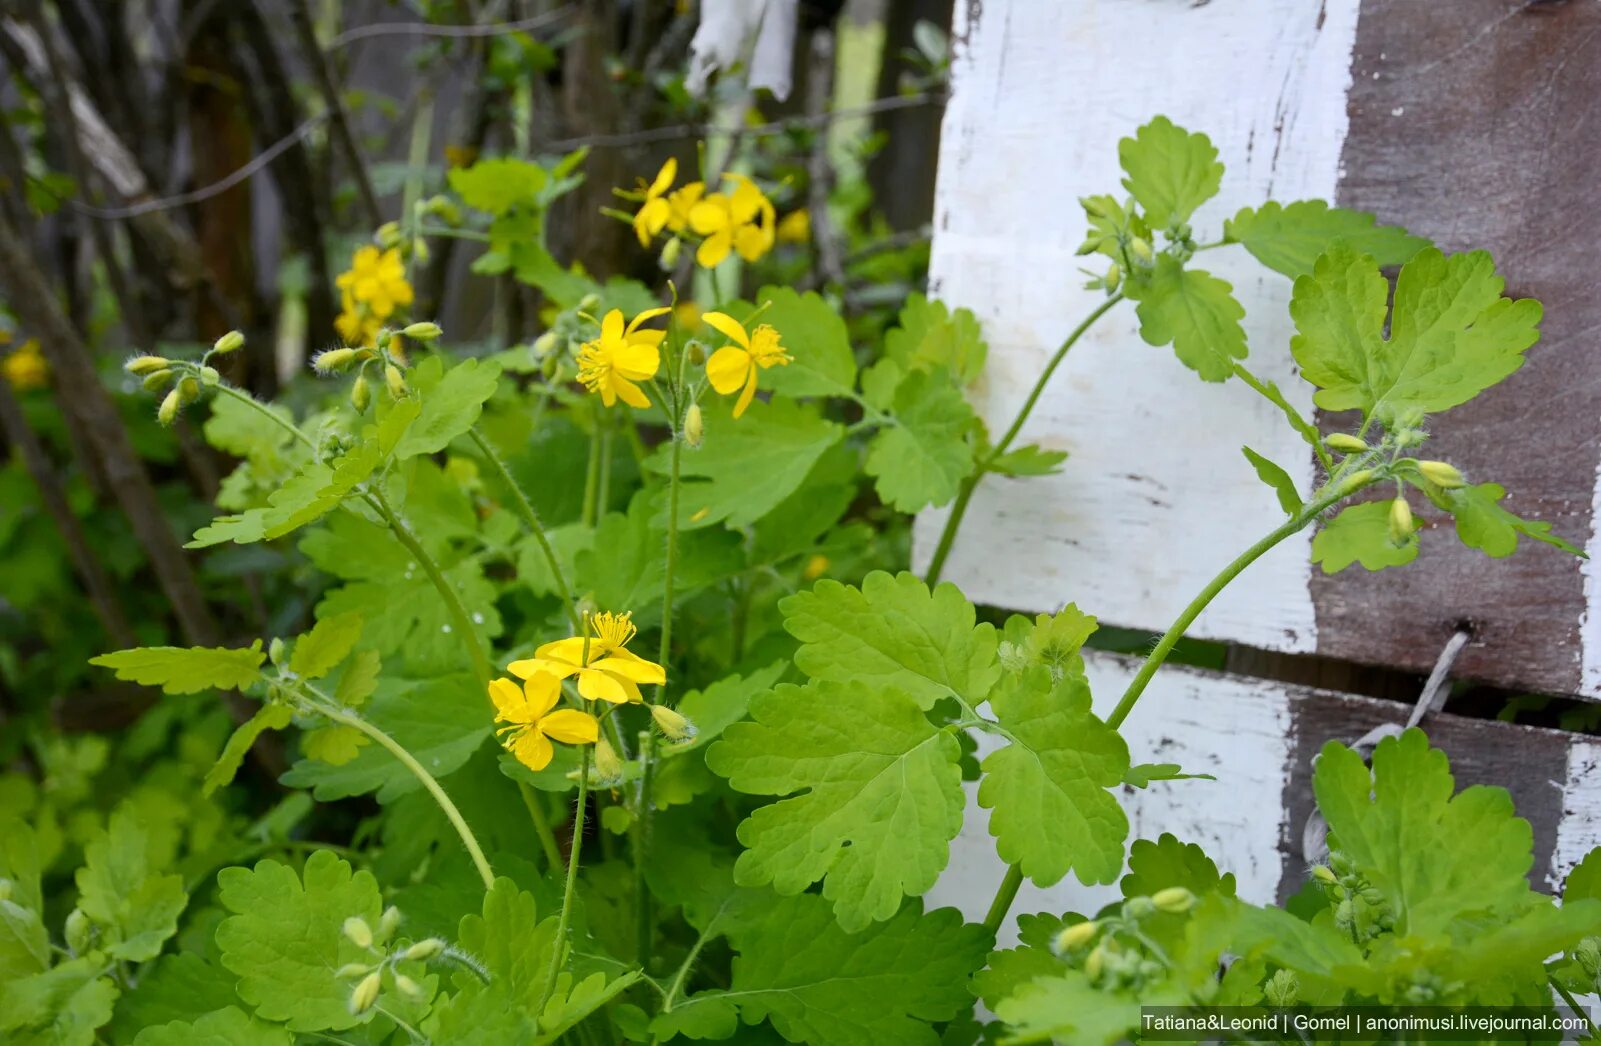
343, 916, 374, 949
659, 236, 682, 269
212, 330, 245, 355
125, 355, 171, 376
578, 293, 602, 314
1151, 887, 1194, 914
1104, 261, 1121, 291
402, 321, 443, 341
649, 704, 697, 742
533, 331, 559, 357
349, 972, 381, 1014
403, 937, 444, 961
177, 377, 200, 405
65, 908, 91, 953
683, 404, 704, 449
1418, 460, 1464, 488
199, 365, 221, 386
314, 348, 358, 373
1325, 433, 1367, 455
376, 221, 403, 248
1311, 864, 1337, 886
395, 974, 423, 998
1128, 236, 1153, 264
1388, 497, 1414, 545
379, 906, 402, 942
1335, 469, 1374, 496
592, 738, 623, 784
335, 963, 371, 978
142, 369, 175, 391
1053, 920, 1098, 954
351, 374, 371, 412
385, 364, 407, 397
157, 388, 182, 426
268, 637, 286, 665
686, 341, 706, 366
1081, 196, 1113, 219
1085, 944, 1106, 982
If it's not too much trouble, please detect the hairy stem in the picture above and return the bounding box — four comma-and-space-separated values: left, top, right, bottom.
470, 427, 581, 631
925, 293, 1125, 584
539, 746, 591, 1012
214, 383, 316, 451
518, 781, 564, 869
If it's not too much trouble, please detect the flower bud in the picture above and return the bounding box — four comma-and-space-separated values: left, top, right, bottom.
376, 221, 404, 248
1104, 261, 1121, 292
1052, 920, 1098, 954
157, 388, 181, 426
533, 331, 559, 357
199, 365, 220, 387
649, 704, 697, 743
1084, 944, 1106, 982
314, 348, 358, 373
335, 963, 371, 978
142, 369, 175, 391
376, 329, 392, 351
578, 293, 602, 314
65, 908, 91, 953
403, 937, 444, 962
1081, 196, 1113, 219
268, 637, 286, 666
1123, 896, 1155, 920
1128, 236, 1153, 264
1335, 469, 1374, 497
1388, 497, 1414, 545
343, 916, 374, 949
379, 906, 402, 942
125, 355, 171, 375
1325, 433, 1367, 455
1311, 864, 1337, 886
177, 376, 200, 405
1418, 460, 1465, 489
402, 321, 443, 341
412, 237, 430, 265
1151, 887, 1194, 914
212, 330, 245, 355
686, 341, 706, 366
658, 236, 682, 269
592, 737, 623, 785
395, 974, 423, 998
385, 363, 407, 398
683, 404, 704, 449
351, 373, 371, 413
349, 971, 381, 1014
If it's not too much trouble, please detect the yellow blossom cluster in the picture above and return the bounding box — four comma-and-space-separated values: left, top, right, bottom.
630, 159, 786, 269
335, 246, 413, 347
2, 337, 48, 391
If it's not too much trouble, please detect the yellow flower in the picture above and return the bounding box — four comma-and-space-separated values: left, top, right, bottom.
335, 295, 382, 348
703, 311, 792, 418
632, 158, 679, 247
3, 339, 48, 391
688, 175, 775, 268
490, 674, 599, 772
336, 246, 413, 321
576, 308, 669, 409
508, 611, 665, 704
777, 208, 811, 244
666, 182, 704, 234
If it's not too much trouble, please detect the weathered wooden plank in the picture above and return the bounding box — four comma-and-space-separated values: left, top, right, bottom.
928, 651, 1598, 943
917, 0, 1601, 697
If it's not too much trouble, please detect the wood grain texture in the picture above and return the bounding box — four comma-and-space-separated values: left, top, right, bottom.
928, 651, 1597, 944
1312, 0, 1601, 697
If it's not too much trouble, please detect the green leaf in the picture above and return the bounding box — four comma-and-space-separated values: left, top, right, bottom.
866, 368, 976, 511
216, 850, 384, 1032
0, 957, 119, 1046
752, 286, 858, 398
1118, 116, 1223, 229
883, 294, 988, 386
315, 557, 501, 677
458, 878, 559, 1005
280, 674, 488, 802
707, 681, 966, 931
203, 704, 292, 796
994, 970, 1140, 1046
301, 725, 368, 765
131, 1006, 291, 1046
539, 969, 642, 1042
1564, 847, 1601, 903
1241, 446, 1301, 514
1442, 481, 1582, 559
1290, 246, 1541, 425
1120, 833, 1236, 899
1224, 200, 1429, 278
1310, 501, 1418, 573
449, 157, 547, 215
667, 892, 990, 1046
289, 611, 363, 679
395, 356, 502, 458
1128, 257, 1246, 382
90, 642, 265, 694
989, 443, 1068, 478
334, 648, 382, 707
202, 394, 295, 463
108, 952, 242, 1039
1314, 729, 1533, 938
0, 823, 48, 982
667, 396, 844, 529
669, 662, 788, 755
75, 805, 187, 961
573, 493, 664, 623
780, 570, 1000, 710
187, 461, 342, 548
978, 668, 1129, 887
997, 605, 1099, 680
1121, 763, 1216, 788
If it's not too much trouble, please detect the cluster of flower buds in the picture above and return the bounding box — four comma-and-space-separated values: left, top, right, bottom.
1050, 887, 1195, 991
1314, 854, 1394, 942
335, 906, 446, 1015
124, 330, 248, 426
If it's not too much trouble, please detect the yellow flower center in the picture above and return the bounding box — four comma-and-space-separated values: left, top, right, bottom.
586, 611, 637, 659
748, 325, 791, 368
575, 340, 615, 395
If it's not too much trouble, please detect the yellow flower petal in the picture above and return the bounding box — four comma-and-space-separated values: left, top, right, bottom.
613, 340, 661, 381
701, 312, 750, 350
522, 672, 562, 718
587, 655, 665, 685
577, 668, 632, 704
488, 678, 529, 722
733, 366, 759, 419
599, 309, 625, 344
648, 158, 677, 198
541, 709, 599, 745
695, 232, 731, 269
705, 345, 751, 396
625, 306, 672, 334
613, 377, 651, 409
509, 729, 554, 771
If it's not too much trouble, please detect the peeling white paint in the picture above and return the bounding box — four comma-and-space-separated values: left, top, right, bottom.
916, 0, 1365, 653
1553, 739, 1601, 892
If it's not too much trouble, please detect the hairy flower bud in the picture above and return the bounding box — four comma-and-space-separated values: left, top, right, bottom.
1104, 261, 1121, 291
142, 369, 175, 392
395, 974, 423, 998
683, 403, 704, 449
1123, 895, 1156, 920
1388, 497, 1414, 545
314, 348, 358, 373
402, 321, 443, 341
1325, 433, 1367, 455
533, 331, 559, 358
1052, 920, 1098, 954
1335, 469, 1374, 497
385, 363, 407, 398
379, 906, 402, 942
177, 376, 200, 405
592, 737, 623, 784
212, 330, 245, 355
351, 374, 371, 413
65, 908, 91, 953
1084, 944, 1106, 982
1081, 196, 1113, 220
125, 355, 171, 376
376, 221, 403, 249
199, 365, 221, 387
1151, 887, 1194, 914
649, 704, 697, 742
268, 637, 286, 666
1418, 460, 1465, 489
349, 971, 382, 1014
343, 916, 374, 950
335, 963, 371, 978
1128, 236, 1153, 264
578, 293, 602, 314
1311, 864, 1337, 886
659, 236, 682, 270
157, 388, 182, 426
403, 937, 445, 961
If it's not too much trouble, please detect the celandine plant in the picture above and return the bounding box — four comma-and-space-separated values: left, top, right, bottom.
7, 117, 1598, 1045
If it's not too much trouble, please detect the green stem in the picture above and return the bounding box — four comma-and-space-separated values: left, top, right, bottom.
518, 781, 563, 869
662, 925, 715, 1010
582, 421, 604, 527
1551, 977, 1600, 1037
924, 293, 1125, 584
469, 427, 581, 631
322, 704, 494, 890
539, 746, 591, 1013
1105, 476, 1376, 731
367, 487, 493, 687
214, 383, 315, 451
983, 866, 1024, 935
597, 420, 615, 517
415, 224, 489, 243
